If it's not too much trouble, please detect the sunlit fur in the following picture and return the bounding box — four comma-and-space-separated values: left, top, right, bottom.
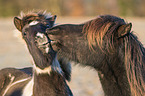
83, 15, 145, 96
19, 10, 52, 28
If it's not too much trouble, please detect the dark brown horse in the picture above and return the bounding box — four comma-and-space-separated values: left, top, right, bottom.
0, 11, 72, 96
14, 11, 71, 81
17, 17, 72, 96
46, 15, 145, 96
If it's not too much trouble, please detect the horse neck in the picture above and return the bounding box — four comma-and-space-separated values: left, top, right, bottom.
33, 71, 71, 96
32, 56, 72, 96
57, 24, 89, 63
98, 50, 131, 96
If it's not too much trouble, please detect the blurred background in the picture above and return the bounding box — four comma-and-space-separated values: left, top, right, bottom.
0, 0, 145, 17
0, 0, 145, 96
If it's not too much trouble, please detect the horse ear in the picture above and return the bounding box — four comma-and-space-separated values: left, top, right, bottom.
47, 15, 57, 27
14, 17, 23, 32
118, 23, 132, 37
51, 15, 57, 21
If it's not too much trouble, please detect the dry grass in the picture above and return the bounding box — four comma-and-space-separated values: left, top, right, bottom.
0, 17, 145, 96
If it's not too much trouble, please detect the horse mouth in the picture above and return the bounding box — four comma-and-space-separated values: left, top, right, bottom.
35, 32, 55, 53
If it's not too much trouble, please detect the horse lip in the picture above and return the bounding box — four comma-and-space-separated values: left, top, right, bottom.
42, 42, 49, 45
41, 40, 56, 46
51, 41, 57, 45
35, 32, 58, 50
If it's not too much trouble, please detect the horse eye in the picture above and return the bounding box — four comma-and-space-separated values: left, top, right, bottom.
23, 32, 26, 36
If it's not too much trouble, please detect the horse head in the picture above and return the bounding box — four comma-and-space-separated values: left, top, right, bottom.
13, 12, 73, 96
14, 11, 57, 68
14, 11, 56, 54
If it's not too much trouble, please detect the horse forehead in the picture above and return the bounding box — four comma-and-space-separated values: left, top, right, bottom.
23, 24, 47, 37
22, 14, 39, 21
29, 21, 39, 26
21, 14, 50, 25
22, 24, 36, 35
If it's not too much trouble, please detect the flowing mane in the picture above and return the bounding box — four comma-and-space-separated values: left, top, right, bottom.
83, 15, 145, 96
83, 15, 125, 52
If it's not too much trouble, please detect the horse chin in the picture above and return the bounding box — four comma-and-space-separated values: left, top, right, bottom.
51, 41, 61, 52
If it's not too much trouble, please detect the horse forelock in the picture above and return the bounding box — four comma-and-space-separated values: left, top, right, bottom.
83, 15, 145, 96
19, 11, 52, 27
20, 10, 52, 20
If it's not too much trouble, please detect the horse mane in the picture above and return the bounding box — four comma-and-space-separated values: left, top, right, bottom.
18, 10, 52, 27
83, 15, 145, 96
83, 15, 126, 52
124, 33, 145, 96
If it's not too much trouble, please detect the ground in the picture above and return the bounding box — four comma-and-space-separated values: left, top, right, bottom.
0, 16, 145, 96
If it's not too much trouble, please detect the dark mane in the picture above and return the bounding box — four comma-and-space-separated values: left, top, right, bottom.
83, 15, 145, 96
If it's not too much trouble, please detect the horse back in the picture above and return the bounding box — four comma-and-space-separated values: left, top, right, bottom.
0, 67, 32, 96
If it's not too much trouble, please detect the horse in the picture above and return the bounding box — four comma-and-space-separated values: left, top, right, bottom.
14, 11, 71, 81
0, 67, 32, 96
17, 17, 73, 96
0, 11, 72, 96
46, 15, 145, 96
